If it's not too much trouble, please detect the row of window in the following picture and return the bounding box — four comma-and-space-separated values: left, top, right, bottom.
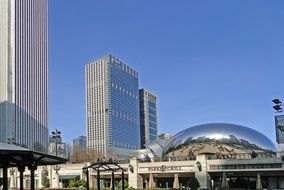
149, 114, 157, 122
86, 62, 105, 83
112, 140, 139, 149
150, 128, 157, 136
149, 121, 157, 129
148, 107, 156, 115
111, 83, 138, 99
110, 57, 138, 78
112, 109, 139, 124
209, 164, 282, 170
148, 101, 156, 109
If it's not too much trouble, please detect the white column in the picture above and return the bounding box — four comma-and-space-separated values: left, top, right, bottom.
9, 168, 16, 188
49, 165, 53, 187
53, 173, 59, 188
52, 165, 60, 188
128, 158, 143, 189
195, 154, 210, 189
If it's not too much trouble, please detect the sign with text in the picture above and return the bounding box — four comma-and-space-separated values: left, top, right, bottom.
139, 164, 194, 173
148, 165, 182, 172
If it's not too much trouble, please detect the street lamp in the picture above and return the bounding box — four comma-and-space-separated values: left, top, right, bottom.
272, 98, 284, 145
273, 98, 282, 105
196, 161, 202, 171
273, 98, 282, 112
51, 129, 61, 156
128, 164, 134, 173
51, 129, 61, 188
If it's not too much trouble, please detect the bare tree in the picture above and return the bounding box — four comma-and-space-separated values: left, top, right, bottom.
70, 145, 102, 163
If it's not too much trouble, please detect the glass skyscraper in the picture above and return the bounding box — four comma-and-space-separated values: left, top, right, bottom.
139, 89, 158, 148
85, 55, 140, 157
0, 0, 48, 152
73, 136, 87, 150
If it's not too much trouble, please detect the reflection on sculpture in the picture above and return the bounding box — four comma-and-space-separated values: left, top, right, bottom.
162, 123, 276, 160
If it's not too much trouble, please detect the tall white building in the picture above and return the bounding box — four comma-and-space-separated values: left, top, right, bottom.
0, 0, 48, 152
85, 55, 140, 158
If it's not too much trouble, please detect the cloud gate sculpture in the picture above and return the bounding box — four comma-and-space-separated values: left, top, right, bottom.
162, 123, 276, 160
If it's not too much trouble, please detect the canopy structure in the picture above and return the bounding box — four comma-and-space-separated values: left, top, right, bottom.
89, 161, 126, 172
83, 161, 127, 190
0, 142, 67, 190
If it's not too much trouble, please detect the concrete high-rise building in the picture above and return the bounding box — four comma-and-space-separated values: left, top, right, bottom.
0, 0, 48, 152
73, 136, 87, 150
85, 55, 140, 157
139, 89, 158, 148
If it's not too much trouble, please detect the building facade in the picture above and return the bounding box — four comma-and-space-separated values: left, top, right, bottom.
73, 135, 87, 150
85, 55, 140, 157
5, 123, 284, 189
8, 153, 284, 189
0, 0, 48, 152
139, 89, 158, 148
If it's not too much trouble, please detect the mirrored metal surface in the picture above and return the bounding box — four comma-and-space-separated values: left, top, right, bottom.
145, 139, 168, 158
162, 123, 276, 159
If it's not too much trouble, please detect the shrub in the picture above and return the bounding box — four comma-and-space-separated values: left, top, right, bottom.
69, 179, 87, 188
118, 179, 129, 188
41, 176, 50, 188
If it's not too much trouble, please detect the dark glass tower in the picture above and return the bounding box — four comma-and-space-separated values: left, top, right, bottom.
139, 89, 158, 148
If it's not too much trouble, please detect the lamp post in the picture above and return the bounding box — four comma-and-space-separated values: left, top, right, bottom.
273, 98, 282, 113
128, 164, 134, 173
272, 99, 284, 146
51, 129, 61, 188
196, 161, 202, 171
51, 129, 61, 156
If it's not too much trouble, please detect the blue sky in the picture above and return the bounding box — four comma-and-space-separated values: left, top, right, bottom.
49, 0, 284, 146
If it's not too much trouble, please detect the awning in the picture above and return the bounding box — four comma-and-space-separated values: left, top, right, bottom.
0, 142, 67, 190
0, 142, 67, 167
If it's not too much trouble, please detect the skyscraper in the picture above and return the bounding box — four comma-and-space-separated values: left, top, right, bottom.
0, 0, 48, 152
85, 55, 140, 157
139, 89, 158, 148
73, 136, 87, 150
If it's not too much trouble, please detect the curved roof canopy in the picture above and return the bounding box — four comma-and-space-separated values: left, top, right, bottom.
0, 142, 67, 168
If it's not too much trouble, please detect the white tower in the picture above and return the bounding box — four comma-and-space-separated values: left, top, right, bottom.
0, 0, 48, 152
